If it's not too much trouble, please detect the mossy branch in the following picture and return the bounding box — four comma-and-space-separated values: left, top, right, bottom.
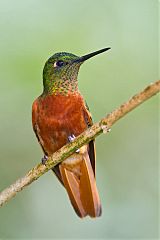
0, 80, 159, 207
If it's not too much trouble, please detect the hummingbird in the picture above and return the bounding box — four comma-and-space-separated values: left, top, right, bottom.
32, 47, 110, 218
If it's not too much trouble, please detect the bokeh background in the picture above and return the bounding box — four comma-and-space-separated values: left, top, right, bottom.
0, 0, 158, 239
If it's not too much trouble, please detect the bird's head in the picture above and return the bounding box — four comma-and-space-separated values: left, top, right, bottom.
42, 48, 110, 95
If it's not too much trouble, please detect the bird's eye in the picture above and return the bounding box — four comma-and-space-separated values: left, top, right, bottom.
54, 60, 65, 68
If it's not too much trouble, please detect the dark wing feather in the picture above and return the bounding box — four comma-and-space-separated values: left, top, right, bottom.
53, 165, 64, 185
82, 102, 96, 175
89, 140, 96, 175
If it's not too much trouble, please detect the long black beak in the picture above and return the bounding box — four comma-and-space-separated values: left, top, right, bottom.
76, 47, 111, 63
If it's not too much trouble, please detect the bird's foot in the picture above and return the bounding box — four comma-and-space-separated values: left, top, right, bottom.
68, 134, 80, 153
68, 134, 76, 142
41, 155, 48, 165
101, 124, 111, 134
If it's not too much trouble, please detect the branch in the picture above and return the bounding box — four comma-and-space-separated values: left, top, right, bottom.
0, 80, 159, 207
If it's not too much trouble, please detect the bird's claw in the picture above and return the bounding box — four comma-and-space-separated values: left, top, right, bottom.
101, 124, 111, 134
68, 134, 80, 153
68, 134, 76, 142
41, 155, 48, 165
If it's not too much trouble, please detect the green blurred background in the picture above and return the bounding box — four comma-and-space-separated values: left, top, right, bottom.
0, 0, 158, 239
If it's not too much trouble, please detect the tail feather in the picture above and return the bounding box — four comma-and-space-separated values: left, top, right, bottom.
80, 153, 102, 217
59, 164, 87, 218
59, 152, 101, 218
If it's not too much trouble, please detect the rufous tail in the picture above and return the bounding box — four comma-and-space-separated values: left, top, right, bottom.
59, 153, 101, 218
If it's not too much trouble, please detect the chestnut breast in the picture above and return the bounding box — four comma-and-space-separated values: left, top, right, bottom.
34, 93, 88, 155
